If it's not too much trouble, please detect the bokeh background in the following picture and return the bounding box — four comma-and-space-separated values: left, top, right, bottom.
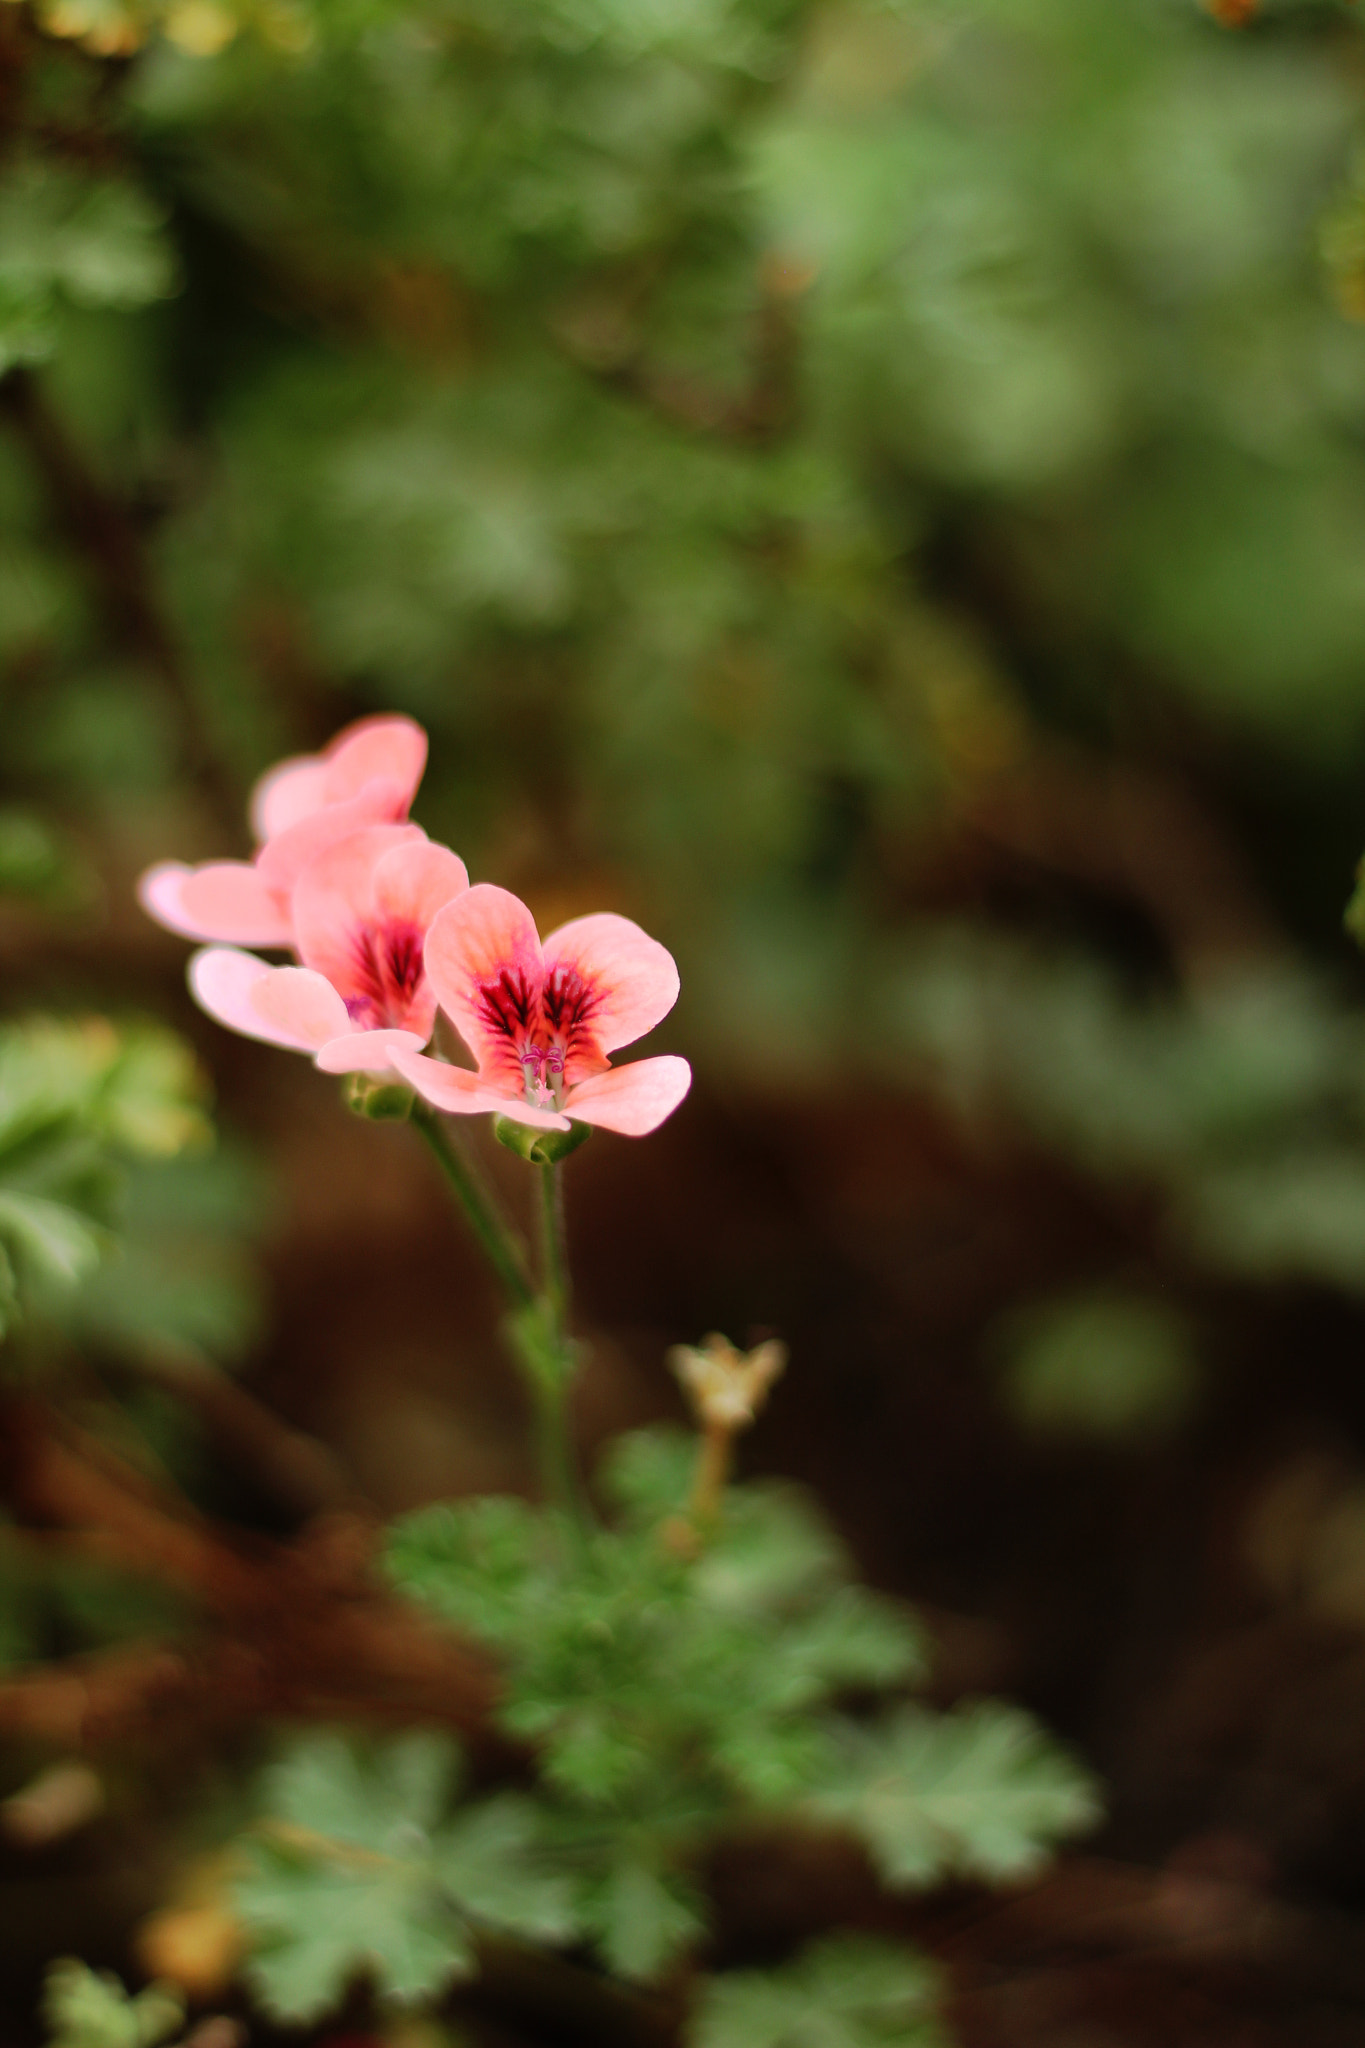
7, 0, 1365, 2039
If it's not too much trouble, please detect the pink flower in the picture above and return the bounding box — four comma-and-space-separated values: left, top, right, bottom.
138, 715, 428, 948
186, 828, 469, 1075
392, 884, 691, 1136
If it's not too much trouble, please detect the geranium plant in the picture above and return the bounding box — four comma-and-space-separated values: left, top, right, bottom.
51, 715, 1099, 2046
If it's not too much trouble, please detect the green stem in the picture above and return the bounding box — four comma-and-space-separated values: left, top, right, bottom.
411, 1104, 535, 1310
539, 1161, 570, 1334
534, 1161, 591, 1549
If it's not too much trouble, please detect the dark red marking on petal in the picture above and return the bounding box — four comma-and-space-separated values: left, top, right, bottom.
345, 919, 426, 1029
477, 967, 538, 1043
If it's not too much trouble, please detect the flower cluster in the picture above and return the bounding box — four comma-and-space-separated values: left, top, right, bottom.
140, 718, 690, 1137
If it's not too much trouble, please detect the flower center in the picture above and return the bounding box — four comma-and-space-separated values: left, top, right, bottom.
345, 921, 426, 1030
475, 963, 599, 1110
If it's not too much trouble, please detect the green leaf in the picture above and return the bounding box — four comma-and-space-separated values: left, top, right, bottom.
811, 1702, 1101, 1889
41, 1960, 184, 2048
597, 1426, 698, 1529
589, 1853, 706, 1981
996, 1293, 1201, 1440
236, 1733, 471, 2022
693, 1935, 946, 2048
694, 1483, 851, 1614
386, 1493, 558, 1644
237, 1840, 473, 2024
264, 1729, 458, 1849
0, 1191, 104, 1292
432, 1792, 583, 1944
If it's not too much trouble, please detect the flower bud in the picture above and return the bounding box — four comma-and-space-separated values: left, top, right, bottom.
669, 1333, 787, 1432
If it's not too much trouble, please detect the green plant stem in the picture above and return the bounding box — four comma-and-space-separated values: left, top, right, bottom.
411, 1104, 535, 1310
689, 1418, 734, 1528
534, 1161, 591, 1548
539, 1161, 570, 1335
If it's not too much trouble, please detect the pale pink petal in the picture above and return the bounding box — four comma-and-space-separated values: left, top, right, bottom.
564, 1055, 692, 1136
139, 862, 210, 940
322, 715, 427, 810
249, 965, 354, 1049
251, 757, 329, 842
372, 839, 469, 931
256, 797, 423, 897
315, 1028, 428, 1075
188, 948, 332, 1051
291, 825, 426, 991
542, 913, 680, 1055
140, 861, 292, 946
392, 1050, 570, 1129
249, 715, 427, 844
422, 886, 545, 1075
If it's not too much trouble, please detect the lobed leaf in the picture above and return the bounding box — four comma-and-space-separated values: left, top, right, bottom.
810, 1702, 1101, 1890
692, 1935, 946, 2048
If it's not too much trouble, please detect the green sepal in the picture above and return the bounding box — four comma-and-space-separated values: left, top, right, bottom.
342, 1075, 414, 1121
493, 1116, 592, 1165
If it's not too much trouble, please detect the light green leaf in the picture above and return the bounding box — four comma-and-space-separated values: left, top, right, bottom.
264, 1729, 458, 1849
590, 1854, 705, 1981
693, 1935, 946, 2048
0, 1191, 104, 1292
237, 1843, 473, 2024
812, 1702, 1100, 1889
433, 1793, 582, 1944
41, 1959, 184, 2048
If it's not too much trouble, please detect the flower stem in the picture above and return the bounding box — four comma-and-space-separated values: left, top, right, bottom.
689, 1418, 734, 1527
533, 1161, 591, 1549
410, 1104, 535, 1310
539, 1161, 570, 1335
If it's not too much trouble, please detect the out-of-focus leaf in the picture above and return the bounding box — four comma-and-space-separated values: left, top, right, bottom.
811, 1701, 1101, 1889
693, 1935, 946, 2048
997, 1293, 1202, 1440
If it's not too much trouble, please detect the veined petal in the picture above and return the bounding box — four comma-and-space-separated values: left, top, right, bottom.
564, 1055, 691, 1136
543, 912, 681, 1056
392, 1049, 570, 1129
188, 949, 341, 1051
291, 824, 432, 990
315, 1028, 428, 1075
422, 885, 545, 1075
141, 861, 292, 947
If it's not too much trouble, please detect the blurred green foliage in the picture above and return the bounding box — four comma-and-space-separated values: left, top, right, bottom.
377, 1427, 1095, 2014
3, 0, 1365, 1432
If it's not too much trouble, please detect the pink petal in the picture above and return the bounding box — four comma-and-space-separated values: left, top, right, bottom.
372, 838, 469, 931
256, 798, 423, 898
391, 1050, 570, 1129
564, 1055, 692, 1136
248, 716, 428, 843
291, 824, 429, 990
422, 886, 544, 1072
315, 1029, 428, 1075
140, 861, 292, 946
251, 757, 329, 842
188, 949, 343, 1051
249, 965, 354, 1048
321, 715, 427, 810
542, 913, 680, 1055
